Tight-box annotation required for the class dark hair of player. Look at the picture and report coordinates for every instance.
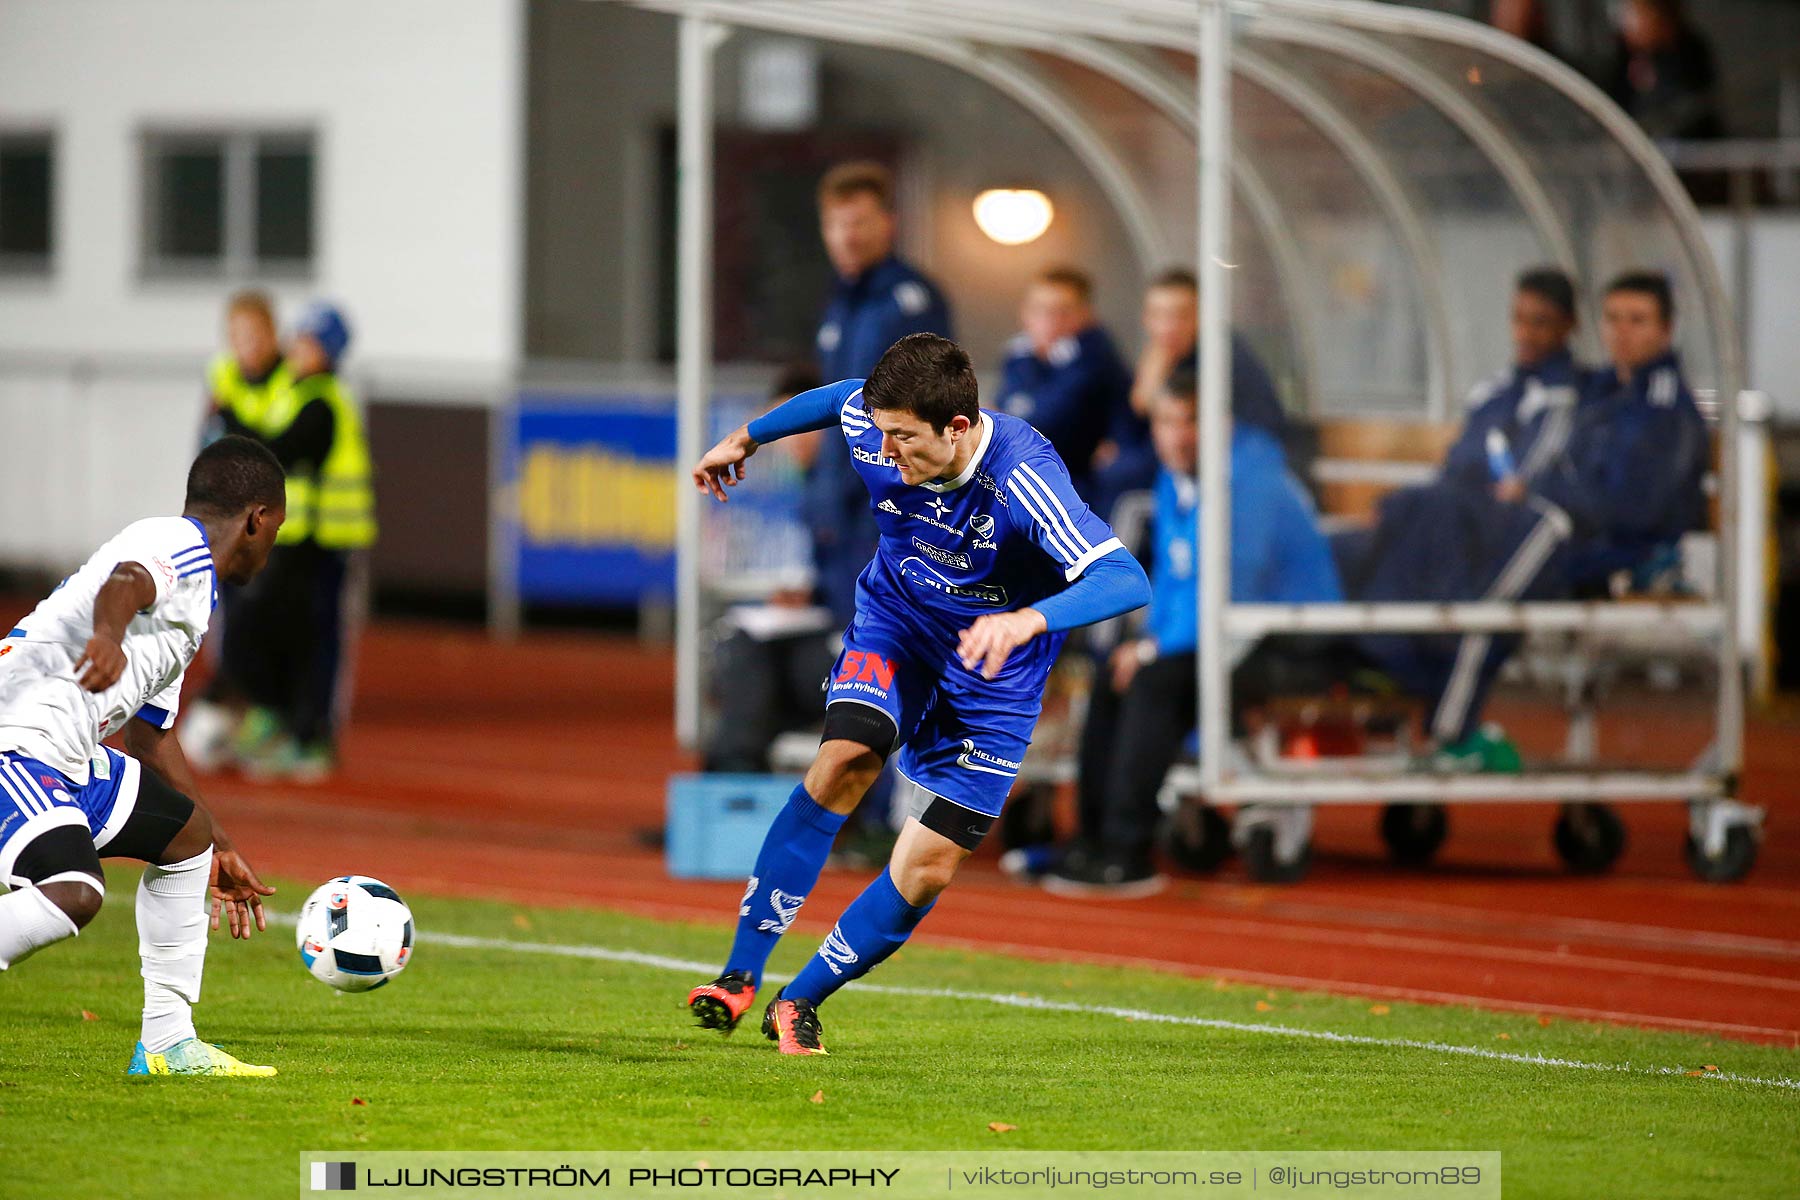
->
[770,362,823,402]
[1039,266,1094,303]
[1149,267,1199,294]
[1605,270,1675,324]
[817,161,894,212]
[863,333,979,433]
[1516,266,1577,319]
[185,436,287,516]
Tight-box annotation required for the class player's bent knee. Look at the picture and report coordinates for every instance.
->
[890,818,973,904]
[9,824,106,928]
[157,802,214,865]
[38,877,104,929]
[806,738,885,812]
[890,848,960,905]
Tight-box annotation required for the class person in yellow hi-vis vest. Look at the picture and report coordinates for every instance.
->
[214,302,377,782]
[206,290,290,437]
[181,292,293,772]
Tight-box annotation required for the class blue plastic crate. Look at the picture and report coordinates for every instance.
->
[665,773,799,880]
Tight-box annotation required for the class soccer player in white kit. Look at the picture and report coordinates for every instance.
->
[0,436,286,1076]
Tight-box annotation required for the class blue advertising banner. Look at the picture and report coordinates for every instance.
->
[509,393,678,605]
[505,391,796,606]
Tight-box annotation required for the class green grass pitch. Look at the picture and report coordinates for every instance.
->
[2,870,1795,1199]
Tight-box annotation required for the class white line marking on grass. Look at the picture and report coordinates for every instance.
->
[270,914,1800,1093]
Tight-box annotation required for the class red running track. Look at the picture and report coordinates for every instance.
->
[182,622,1800,1046]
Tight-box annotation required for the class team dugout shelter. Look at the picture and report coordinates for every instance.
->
[616,0,1770,882]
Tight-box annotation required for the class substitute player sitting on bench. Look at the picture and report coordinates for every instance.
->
[1344,269,1705,765]
[685,333,1148,1055]
[1046,366,1343,897]
[0,437,283,1077]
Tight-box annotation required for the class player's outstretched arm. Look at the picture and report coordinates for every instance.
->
[692,380,861,503]
[125,718,276,940]
[73,562,158,692]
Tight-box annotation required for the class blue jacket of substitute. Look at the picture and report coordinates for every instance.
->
[1148,425,1341,656]
[1108,332,1288,465]
[1538,349,1708,586]
[997,323,1130,499]
[808,255,955,626]
[1441,347,1583,492]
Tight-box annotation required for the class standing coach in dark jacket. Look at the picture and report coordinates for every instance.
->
[808,161,954,627]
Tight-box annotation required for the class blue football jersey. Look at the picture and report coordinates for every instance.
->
[823,380,1124,645]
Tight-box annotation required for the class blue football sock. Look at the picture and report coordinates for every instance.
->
[723,784,848,984]
[785,867,935,1005]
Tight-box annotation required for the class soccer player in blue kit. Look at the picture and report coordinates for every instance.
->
[687,334,1150,1055]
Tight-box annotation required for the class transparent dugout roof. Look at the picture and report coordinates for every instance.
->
[624,0,1738,420]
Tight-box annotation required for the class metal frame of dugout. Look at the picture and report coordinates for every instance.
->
[615,0,1768,883]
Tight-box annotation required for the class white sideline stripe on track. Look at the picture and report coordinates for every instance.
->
[269,914,1800,1093]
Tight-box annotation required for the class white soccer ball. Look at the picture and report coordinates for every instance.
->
[295,875,415,992]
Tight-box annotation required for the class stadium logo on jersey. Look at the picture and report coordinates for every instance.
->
[956,739,1022,776]
[897,557,1008,607]
[878,499,902,515]
[854,446,895,468]
[759,888,805,934]
[910,537,972,571]
[820,924,860,976]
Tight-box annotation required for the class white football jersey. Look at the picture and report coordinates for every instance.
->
[0,517,217,783]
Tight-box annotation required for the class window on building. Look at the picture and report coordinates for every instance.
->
[0,133,54,274]
[142,130,315,278]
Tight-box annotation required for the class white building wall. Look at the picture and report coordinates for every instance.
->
[0,0,524,369]
[0,0,523,568]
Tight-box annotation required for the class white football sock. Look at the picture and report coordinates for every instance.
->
[137,848,211,1052]
[0,884,82,968]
